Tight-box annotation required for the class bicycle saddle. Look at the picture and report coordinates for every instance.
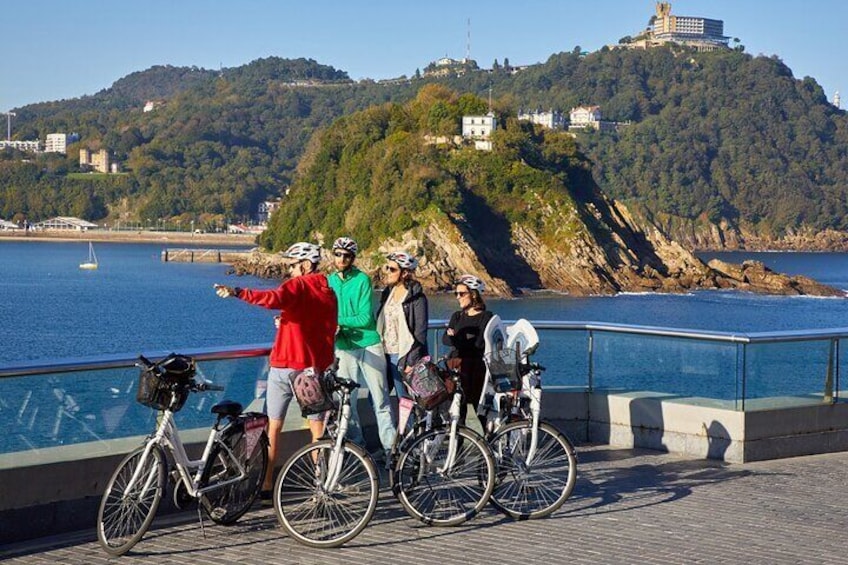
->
[211,400,242,417]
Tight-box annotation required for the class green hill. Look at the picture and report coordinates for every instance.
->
[3,47,848,248]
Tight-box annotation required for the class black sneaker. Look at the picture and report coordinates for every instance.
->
[259,490,273,507]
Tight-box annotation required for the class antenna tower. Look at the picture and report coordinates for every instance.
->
[4,111,15,142]
[466,18,471,62]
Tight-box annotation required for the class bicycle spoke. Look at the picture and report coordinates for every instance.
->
[97,447,164,556]
[490,422,576,519]
[276,442,377,547]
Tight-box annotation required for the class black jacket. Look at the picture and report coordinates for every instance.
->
[376,280,429,370]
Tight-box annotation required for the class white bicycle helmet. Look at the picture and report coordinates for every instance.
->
[281,242,321,264]
[456,274,485,293]
[386,251,418,271]
[332,237,358,256]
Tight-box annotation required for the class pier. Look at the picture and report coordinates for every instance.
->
[161,248,253,263]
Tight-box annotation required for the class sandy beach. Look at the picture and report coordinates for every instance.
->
[0,229,259,247]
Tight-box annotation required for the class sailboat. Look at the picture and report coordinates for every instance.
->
[79,242,98,270]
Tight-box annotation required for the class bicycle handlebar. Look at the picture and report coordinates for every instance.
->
[195,382,225,392]
[333,376,360,390]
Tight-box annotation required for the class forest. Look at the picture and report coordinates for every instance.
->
[2,48,846,240]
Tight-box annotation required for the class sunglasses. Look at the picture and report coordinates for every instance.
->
[383,265,400,273]
[455,291,470,297]
[333,251,353,259]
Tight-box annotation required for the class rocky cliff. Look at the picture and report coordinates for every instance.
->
[229,197,844,298]
[631,207,848,252]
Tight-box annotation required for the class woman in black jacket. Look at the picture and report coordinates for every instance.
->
[375,251,429,399]
[442,274,493,425]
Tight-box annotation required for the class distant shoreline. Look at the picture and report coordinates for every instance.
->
[0,230,259,247]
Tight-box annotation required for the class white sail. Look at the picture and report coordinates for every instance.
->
[80,242,98,270]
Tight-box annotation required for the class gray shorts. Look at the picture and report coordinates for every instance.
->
[266,366,324,421]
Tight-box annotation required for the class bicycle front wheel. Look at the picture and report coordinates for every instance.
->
[274,439,378,548]
[489,420,577,519]
[96,444,166,556]
[393,426,495,526]
[201,429,269,525]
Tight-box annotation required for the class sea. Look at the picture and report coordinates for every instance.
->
[1,241,848,453]
[1,241,847,366]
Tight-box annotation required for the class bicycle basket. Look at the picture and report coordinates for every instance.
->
[289,367,335,417]
[136,353,196,412]
[403,359,450,410]
[483,347,520,392]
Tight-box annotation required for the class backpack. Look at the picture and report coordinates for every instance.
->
[403,358,451,410]
[289,367,335,417]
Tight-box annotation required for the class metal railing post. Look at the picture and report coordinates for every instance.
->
[587,330,594,393]
[824,338,835,403]
[740,343,747,411]
[836,338,841,403]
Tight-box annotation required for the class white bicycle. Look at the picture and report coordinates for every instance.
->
[480,320,578,519]
[273,365,379,548]
[97,353,268,556]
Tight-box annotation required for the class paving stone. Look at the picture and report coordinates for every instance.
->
[3,445,848,564]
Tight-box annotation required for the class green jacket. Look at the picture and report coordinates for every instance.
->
[328,267,381,350]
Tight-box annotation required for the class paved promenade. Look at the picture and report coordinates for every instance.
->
[3,445,848,564]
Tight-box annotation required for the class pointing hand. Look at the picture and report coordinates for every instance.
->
[214,284,235,298]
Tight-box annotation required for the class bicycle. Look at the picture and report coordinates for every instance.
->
[273,364,379,548]
[390,358,496,526]
[97,353,269,556]
[480,335,578,520]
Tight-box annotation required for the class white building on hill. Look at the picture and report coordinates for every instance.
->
[44,133,79,154]
[461,113,497,150]
[518,109,565,130]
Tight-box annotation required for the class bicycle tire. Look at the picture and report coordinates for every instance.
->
[488,420,577,519]
[201,429,269,525]
[96,444,166,556]
[274,439,378,548]
[393,426,495,526]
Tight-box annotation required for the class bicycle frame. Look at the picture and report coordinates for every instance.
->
[121,409,249,500]
[435,390,463,473]
[485,366,544,467]
[321,387,352,492]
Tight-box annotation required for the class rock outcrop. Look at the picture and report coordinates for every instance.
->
[631,206,848,252]
[228,199,845,298]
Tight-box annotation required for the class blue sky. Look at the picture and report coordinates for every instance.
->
[2,0,845,112]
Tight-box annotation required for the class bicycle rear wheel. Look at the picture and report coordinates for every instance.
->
[96,444,166,556]
[393,426,495,526]
[201,429,268,524]
[489,420,577,519]
[274,439,378,548]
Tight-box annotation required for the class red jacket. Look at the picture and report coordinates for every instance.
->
[239,273,337,370]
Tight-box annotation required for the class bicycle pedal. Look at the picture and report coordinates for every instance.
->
[209,507,227,521]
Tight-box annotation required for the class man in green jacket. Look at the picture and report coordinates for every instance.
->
[329,237,396,461]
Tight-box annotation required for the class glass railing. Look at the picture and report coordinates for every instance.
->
[0,321,845,457]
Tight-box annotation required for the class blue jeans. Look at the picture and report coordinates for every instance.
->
[387,353,409,400]
[337,344,396,452]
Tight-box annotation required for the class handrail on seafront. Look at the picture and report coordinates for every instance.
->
[530,321,848,344]
[3,320,848,379]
